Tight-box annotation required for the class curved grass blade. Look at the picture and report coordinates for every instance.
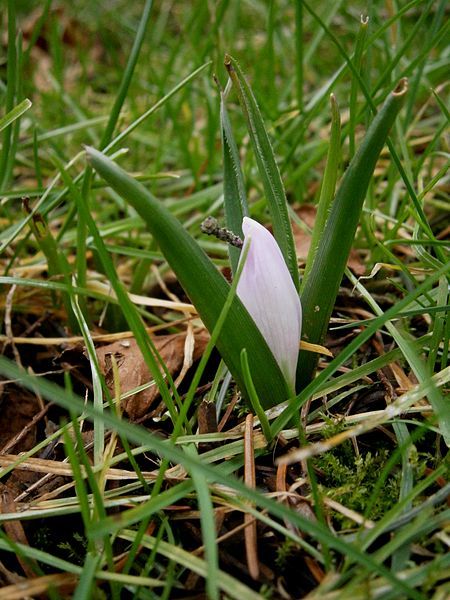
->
[297,79,408,390]
[86,147,290,409]
[224,54,299,291]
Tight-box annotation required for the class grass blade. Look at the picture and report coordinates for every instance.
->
[0,0,17,192]
[22,198,78,332]
[0,98,32,133]
[100,0,153,147]
[240,349,272,444]
[188,445,219,600]
[295,1,304,112]
[73,553,102,600]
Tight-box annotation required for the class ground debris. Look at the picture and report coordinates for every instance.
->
[95,331,209,420]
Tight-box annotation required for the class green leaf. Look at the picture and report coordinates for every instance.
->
[187,445,219,600]
[0,0,18,192]
[297,78,408,390]
[224,55,300,291]
[303,93,341,284]
[220,85,248,274]
[0,98,32,133]
[349,16,369,158]
[86,147,290,410]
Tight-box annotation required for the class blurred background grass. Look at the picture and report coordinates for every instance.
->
[9,0,447,199]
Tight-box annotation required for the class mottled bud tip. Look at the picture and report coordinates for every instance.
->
[236,217,302,390]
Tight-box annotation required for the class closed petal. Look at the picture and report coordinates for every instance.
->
[236,217,302,390]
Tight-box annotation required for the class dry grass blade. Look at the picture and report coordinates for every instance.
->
[0,573,78,600]
[300,340,333,357]
[88,279,197,314]
[0,454,185,482]
[322,497,375,529]
[0,487,37,578]
[0,316,196,345]
[244,413,259,580]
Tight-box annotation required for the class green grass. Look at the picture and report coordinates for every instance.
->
[0,1,448,598]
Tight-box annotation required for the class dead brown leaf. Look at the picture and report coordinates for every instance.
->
[292,204,366,275]
[0,485,37,578]
[293,209,315,260]
[95,331,209,420]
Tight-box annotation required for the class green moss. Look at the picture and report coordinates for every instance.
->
[312,420,436,529]
[275,538,297,569]
[57,532,88,566]
[315,448,401,528]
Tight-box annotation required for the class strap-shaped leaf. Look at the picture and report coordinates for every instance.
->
[86,147,290,409]
[225,55,300,291]
[297,79,408,390]
[303,93,341,284]
[220,88,248,274]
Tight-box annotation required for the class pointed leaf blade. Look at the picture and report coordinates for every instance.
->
[297,79,408,389]
[225,55,300,291]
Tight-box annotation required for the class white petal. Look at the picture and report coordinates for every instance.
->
[236,217,302,389]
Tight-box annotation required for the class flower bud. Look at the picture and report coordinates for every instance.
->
[237,217,302,390]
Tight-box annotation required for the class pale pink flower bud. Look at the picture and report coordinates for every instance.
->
[236,217,302,390]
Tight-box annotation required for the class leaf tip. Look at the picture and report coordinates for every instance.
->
[84,145,95,158]
[393,78,408,97]
[224,54,234,73]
